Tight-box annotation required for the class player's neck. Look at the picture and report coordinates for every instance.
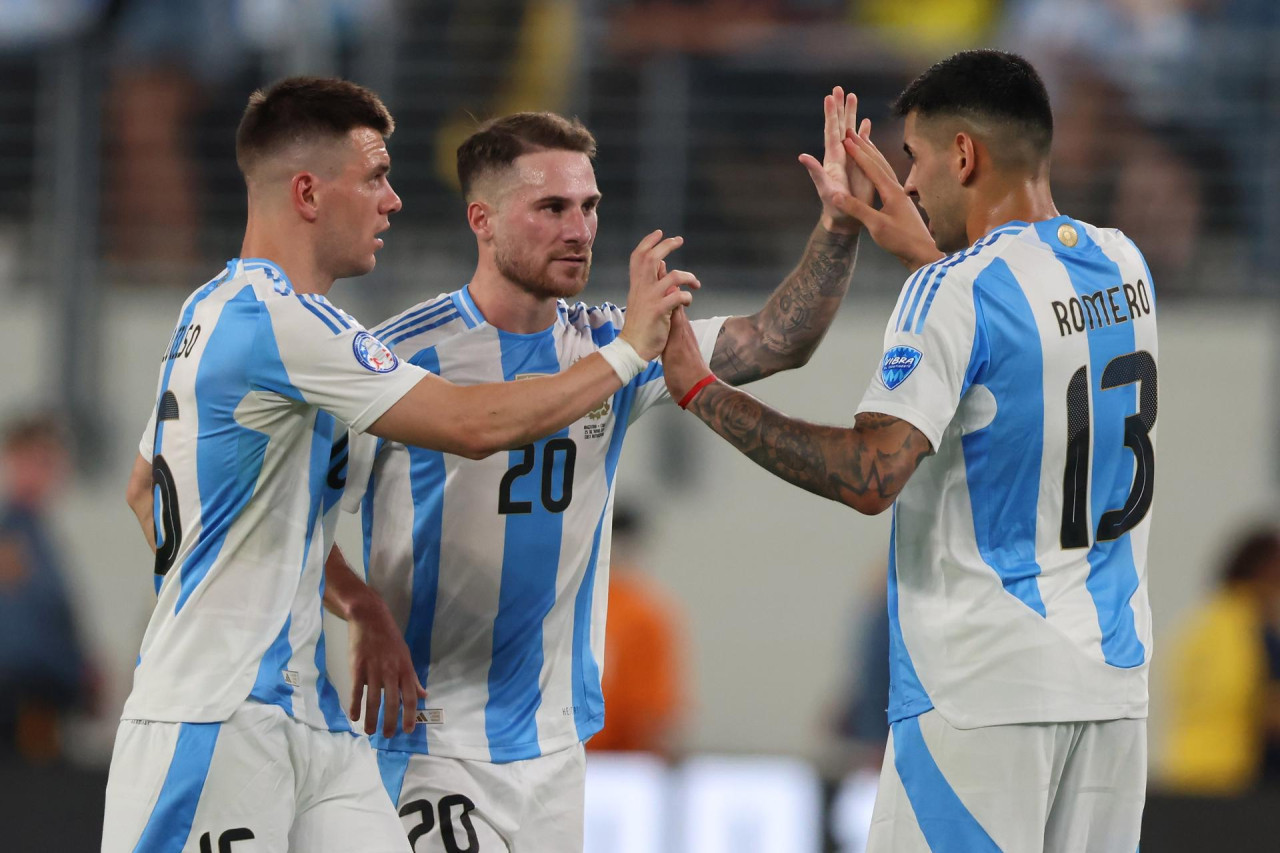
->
[967,174,1058,245]
[240,221,335,296]
[468,265,560,334]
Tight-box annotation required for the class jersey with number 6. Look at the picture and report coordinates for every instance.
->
[127,258,426,730]
[348,285,725,762]
[856,216,1156,729]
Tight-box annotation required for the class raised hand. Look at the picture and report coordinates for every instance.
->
[620,229,700,360]
[798,87,875,236]
[838,131,944,271]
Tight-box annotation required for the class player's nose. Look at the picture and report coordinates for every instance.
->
[562,208,592,244]
[383,182,403,215]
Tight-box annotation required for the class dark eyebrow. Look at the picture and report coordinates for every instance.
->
[535,192,603,206]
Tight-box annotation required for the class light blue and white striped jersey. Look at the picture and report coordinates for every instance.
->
[127,259,426,731]
[856,216,1157,729]
[348,285,725,762]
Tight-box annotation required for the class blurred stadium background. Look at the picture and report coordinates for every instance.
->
[1,0,1279,850]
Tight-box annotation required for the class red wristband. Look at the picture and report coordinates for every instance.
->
[677,373,717,409]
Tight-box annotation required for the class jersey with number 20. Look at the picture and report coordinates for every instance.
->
[128,259,425,731]
[856,216,1157,730]
[350,285,724,762]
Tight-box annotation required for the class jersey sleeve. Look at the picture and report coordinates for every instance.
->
[253,294,429,433]
[138,405,158,463]
[628,315,728,423]
[854,266,980,450]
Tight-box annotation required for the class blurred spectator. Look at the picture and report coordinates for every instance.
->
[0,413,94,764]
[586,505,689,758]
[1005,0,1205,290]
[1161,527,1280,794]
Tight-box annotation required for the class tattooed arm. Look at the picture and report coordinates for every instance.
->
[665,307,930,513]
[709,87,938,385]
[710,225,858,385]
[685,383,930,514]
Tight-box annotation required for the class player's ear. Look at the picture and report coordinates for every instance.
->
[955,132,977,186]
[292,172,321,223]
[467,200,494,240]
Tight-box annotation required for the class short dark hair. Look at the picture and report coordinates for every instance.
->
[893,50,1053,161]
[235,76,395,176]
[457,112,597,200]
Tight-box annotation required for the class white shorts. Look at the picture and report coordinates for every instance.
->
[867,710,1146,853]
[102,701,409,853]
[375,744,586,853]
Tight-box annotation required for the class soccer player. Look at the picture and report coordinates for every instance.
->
[103,77,693,853]
[338,91,914,851]
[662,51,1156,852]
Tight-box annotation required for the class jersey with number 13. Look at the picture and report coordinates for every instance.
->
[857,216,1157,730]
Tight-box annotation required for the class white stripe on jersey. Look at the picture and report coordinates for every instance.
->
[857,218,1155,729]
[125,259,424,729]
[352,285,726,762]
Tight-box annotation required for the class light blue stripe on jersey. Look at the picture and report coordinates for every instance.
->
[297,294,343,333]
[384,310,460,348]
[570,378,637,740]
[150,268,231,591]
[487,329,567,762]
[887,514,932,724]
[251,615,295,712]
[371,347,445,753]
[304,294,352,330]
[376,748,412,805]
[961,258,1047,617]
[174,286,273,613]
[131,722,221,853]
[914,225,1025,333]
[894,265,932,333]
[376,299,457,343]
[307,411,350,731]
[453,285,483,328]
[892,714,1001,852]
[1034,219,1145,668]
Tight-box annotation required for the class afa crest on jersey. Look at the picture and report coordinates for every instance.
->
[352,331,399,373]
[881,346,923,390]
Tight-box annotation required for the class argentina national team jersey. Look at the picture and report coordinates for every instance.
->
[856,216,1157,729]
[126,259,426,731]
[348,285,725,762]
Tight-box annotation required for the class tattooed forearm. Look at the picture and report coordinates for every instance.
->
[710,226,858,386]
[687,384,931,514]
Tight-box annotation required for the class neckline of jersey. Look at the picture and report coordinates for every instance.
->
[459,282,560,340]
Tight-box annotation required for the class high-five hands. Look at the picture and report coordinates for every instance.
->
[837,121,944,271]
[798,86,875,236]
[619,230,700,361]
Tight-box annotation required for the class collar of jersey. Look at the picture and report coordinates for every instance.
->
[458,283,560,340]
[233,257,295,290]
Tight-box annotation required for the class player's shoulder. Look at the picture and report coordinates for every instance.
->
[560,299,625,344]
[890,224,1030,334]
[903,221,1031,293]
[371,289,480,354]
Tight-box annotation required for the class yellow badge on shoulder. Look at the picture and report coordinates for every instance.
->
[1057,223,1079,248]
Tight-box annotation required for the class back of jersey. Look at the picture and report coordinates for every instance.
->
[125,259,423,729]
[857,216,1156,729]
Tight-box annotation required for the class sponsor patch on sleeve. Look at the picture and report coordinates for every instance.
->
[880,346,923,390]
[352,331,399,373]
